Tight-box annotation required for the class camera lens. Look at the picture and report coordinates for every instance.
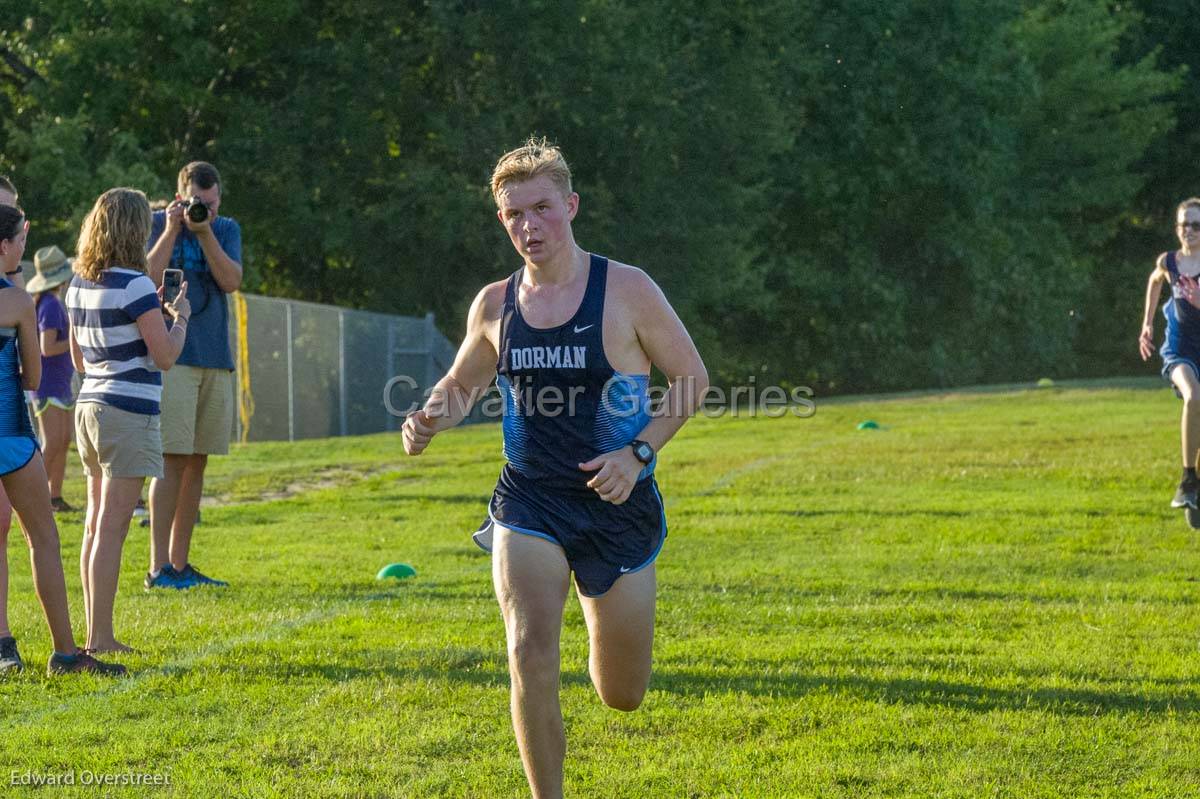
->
[186,198,209,223]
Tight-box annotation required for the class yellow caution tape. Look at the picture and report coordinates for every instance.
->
[233,291,254,443]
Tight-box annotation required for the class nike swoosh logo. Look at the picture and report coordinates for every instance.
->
[619,566,632,573]
[573,324,594,333]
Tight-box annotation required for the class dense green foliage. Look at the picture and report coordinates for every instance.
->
[1078,1,1200,377]
[0,1,1189,391]
[2,382,1199,796]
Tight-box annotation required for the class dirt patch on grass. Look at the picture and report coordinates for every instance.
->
[202,464,409,507]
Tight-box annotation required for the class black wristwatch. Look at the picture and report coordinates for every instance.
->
[630,439,655,465]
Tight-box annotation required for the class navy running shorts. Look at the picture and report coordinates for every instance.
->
[474,464,667,597]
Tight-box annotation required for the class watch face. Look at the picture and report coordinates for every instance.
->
[634,442,654,463]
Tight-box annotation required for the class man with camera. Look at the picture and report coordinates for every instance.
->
[145,162,241,589]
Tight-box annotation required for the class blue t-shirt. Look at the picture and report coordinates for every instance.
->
[147,210,241,370]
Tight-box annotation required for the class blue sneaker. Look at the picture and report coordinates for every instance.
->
[180,563,227,587]
[1172,475,1199,509]
[144,564,195,590]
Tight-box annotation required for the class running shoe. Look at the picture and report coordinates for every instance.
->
[49,496,74,513]
[47,651,127,677]
[132,498,148,518]
[0,636,23,673]
[179,563,227,587]
[143,564,197,590]
[1171,476,1199,509]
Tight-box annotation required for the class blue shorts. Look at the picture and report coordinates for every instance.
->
[475,464,667,597]
[0,435,37,476]
[1161,323,1200,394]
[1162,358,1200,399]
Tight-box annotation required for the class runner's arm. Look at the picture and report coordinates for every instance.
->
[628,271,708,453]
[402,283,502,455]
[578,269,707,504]
[1140,256,1168,361]
[426,284,502,430]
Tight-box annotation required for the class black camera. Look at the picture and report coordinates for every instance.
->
[184,196,209,224]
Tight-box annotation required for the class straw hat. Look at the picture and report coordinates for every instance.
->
[25,246,73,293]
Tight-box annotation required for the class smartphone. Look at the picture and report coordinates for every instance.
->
[163,268,183,306]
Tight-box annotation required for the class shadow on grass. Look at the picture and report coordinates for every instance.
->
[816,376,1162,406]
[207,645,1200,718]
[674,506,1160,521]
[658,580,1190,607]
[390,493,491,506]
[855,584,1200,606]
[314,578,492,603]
[646,664,1200,716]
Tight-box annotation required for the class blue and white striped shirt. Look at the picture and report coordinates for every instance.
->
[65,268,163,415]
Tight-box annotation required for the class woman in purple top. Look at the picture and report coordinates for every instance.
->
[26,246,76,512]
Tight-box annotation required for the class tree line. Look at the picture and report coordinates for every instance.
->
[0,0,1192,392]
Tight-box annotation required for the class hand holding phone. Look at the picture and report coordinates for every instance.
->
[160,280,190,324]
[163,268,184,306]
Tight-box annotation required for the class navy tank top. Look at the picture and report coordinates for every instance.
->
[0,278,35,439]
[1163,251,1200,344]
[496,254,654,495]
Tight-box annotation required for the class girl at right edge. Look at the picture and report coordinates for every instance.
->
[1139,197,1200,512]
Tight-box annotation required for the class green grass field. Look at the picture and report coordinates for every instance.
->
[2,380,1200,797]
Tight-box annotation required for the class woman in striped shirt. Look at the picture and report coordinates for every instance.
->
[0,203,124,675]
[67,188,190,654]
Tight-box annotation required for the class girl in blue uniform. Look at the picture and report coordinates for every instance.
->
[1139,197,1200,511]
[0,203,124,675]
[402,139,708,799]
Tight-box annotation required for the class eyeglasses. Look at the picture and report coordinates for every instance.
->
[1179,222,1200,232]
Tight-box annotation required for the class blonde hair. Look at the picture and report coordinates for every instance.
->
[490,136,572,205]
[74,188,151,282]
[1178,197,1200,219]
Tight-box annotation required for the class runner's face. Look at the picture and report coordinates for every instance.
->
[1178,207,1200,250]
[496,176,577,264]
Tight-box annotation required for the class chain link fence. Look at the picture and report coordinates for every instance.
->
[227,294,460,442]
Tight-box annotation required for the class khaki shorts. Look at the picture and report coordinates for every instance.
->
[160,365,233,456]
[76,402,164,479]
